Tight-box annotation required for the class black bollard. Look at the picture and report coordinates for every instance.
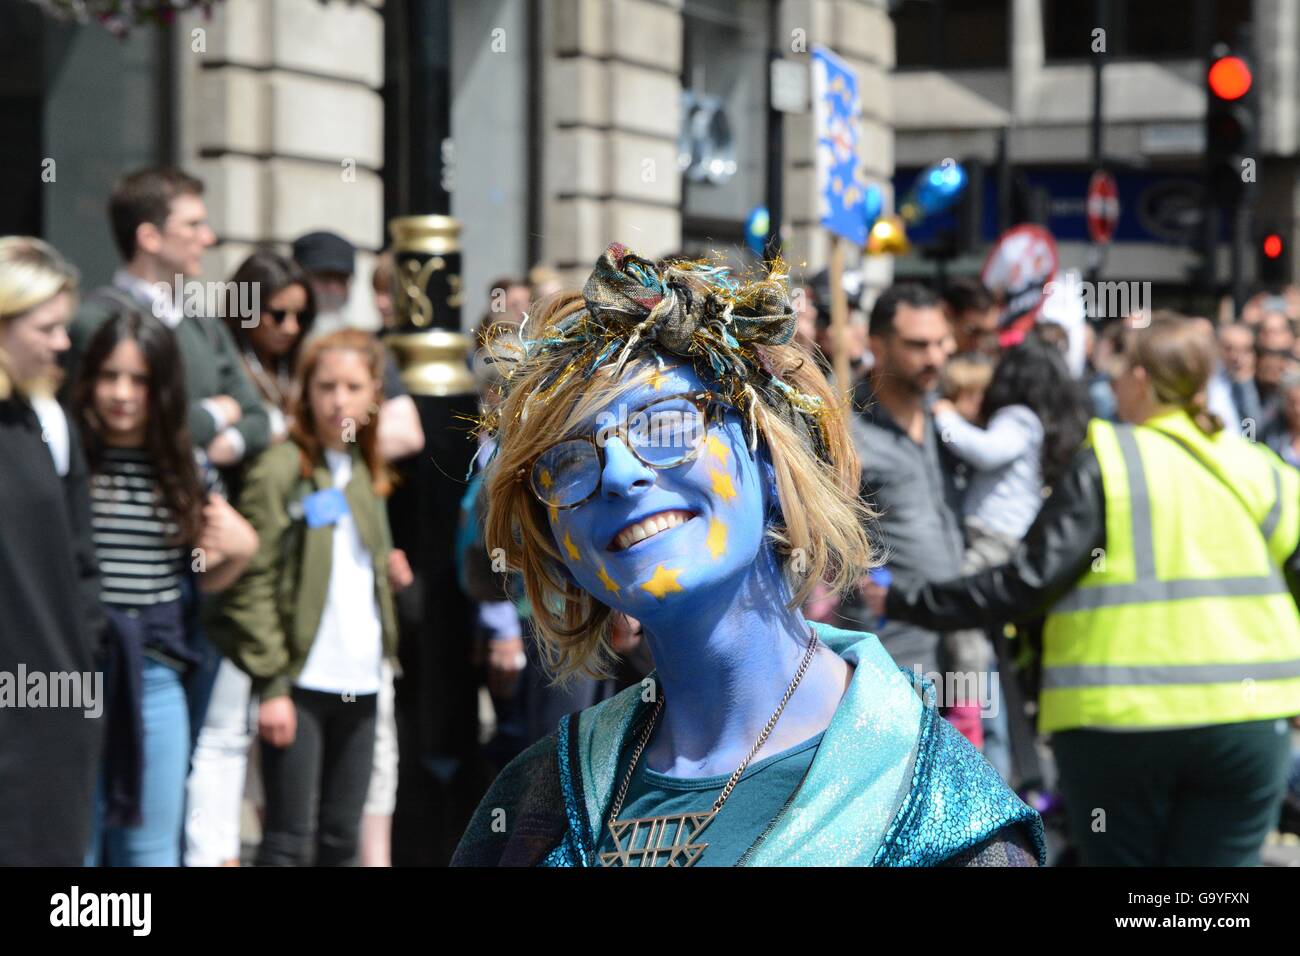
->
[383,214,491,865]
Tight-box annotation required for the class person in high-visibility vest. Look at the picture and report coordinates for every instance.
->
[867,316,1300,866]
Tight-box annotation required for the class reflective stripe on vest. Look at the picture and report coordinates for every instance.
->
[1040,417,1300,732]
[1052,425,1291,614]
[1043,658,1300,690]
[1262,466,1283,541]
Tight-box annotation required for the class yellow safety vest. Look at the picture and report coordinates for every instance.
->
[1040,409,1300,734]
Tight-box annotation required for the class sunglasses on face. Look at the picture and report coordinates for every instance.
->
[265,309,303,326]
[526,391,727,510]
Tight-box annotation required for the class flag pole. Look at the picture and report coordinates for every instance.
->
[829,235,851,408]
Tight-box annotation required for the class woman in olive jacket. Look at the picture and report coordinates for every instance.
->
[212,330,398,866]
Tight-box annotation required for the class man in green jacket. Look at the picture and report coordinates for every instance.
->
[62,166,270,469]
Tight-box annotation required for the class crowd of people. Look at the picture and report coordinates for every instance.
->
[0,166,426,866]
[829,281,1300,866]
[2,161,1299,867]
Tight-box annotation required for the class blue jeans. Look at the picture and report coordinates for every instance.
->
[87,658,191,866]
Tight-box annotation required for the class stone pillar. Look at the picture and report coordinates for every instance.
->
[1256,0,1298,157]
[1010,0,1044,123]
[543,0,685,283]
[778,0,895,293]
[1254,0,1300,284]
[176,0,386,325]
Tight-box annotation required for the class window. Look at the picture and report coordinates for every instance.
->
[1045,0,1252,62]
[0,5,168,286]
[1042,0,1093,60]
[1123,1,1196,58]
[894,0,1009,70]
[681,0,771,250]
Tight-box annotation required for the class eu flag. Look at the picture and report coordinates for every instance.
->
[812,47,869,246]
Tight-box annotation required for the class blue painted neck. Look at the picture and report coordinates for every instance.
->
[635,539,841,777]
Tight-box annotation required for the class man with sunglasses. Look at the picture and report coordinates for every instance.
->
[63,166,270,471]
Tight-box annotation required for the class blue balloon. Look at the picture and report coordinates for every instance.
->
[745,205,770,257]
[912,160,968,219]
[863,183,883,230]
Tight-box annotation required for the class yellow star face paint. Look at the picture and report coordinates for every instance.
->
[706,518,728,560]
[639,361,677,393]
[705,434,730,465]
[709,468,737,503]
[640,564,684,599]
[539,468,554,490]
[545,361,774,618]
[563,530,581,561]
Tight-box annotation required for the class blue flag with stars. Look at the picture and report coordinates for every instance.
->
[812,47,868,245]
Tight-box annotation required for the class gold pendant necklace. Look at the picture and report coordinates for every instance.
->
[598,631,819,867]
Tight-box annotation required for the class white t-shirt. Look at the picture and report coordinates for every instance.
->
[30,395,70,477]
[295,448,383,696]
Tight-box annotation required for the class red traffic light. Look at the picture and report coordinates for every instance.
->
[1263,234,1284,259]
[1208,55,1252,100]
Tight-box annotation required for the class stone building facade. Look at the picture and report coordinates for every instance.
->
[541,0,896,295]
[179,0,387,327]
[890,0,1300,297]
[13,0,896,328]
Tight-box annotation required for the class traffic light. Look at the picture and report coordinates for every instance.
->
[1204,47,1256,208]
[1259,228,1289,285]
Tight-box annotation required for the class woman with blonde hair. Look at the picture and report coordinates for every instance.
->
[0,237,104,864]
[451,243,1044,867]
[872,314,1300,866]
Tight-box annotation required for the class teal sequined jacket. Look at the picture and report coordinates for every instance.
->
[452,622,1046,866]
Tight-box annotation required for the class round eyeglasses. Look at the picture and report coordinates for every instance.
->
[528,391,724,510]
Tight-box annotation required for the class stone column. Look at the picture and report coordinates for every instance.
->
[176,0,386,325]
[544,0,685,284]
[778,0,896,293]
[1010,0,1044,123]
[1254,0,1300,284]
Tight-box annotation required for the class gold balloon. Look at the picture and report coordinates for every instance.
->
[866,215,911,255]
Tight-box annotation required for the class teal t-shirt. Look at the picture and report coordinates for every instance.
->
[595,731,824,867]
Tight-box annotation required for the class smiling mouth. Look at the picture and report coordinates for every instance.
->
[608,509,698,553]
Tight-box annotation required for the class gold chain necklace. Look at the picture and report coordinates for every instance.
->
[598,631,820,867]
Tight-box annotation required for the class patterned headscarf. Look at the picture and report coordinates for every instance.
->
[485,242,832,464]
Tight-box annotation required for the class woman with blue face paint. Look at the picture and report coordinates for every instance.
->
[451,244,1045,867]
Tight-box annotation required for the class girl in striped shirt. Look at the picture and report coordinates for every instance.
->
[72,311,257,866]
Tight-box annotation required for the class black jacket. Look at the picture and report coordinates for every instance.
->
[0,397,104,864]
[886,445,1300,631]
